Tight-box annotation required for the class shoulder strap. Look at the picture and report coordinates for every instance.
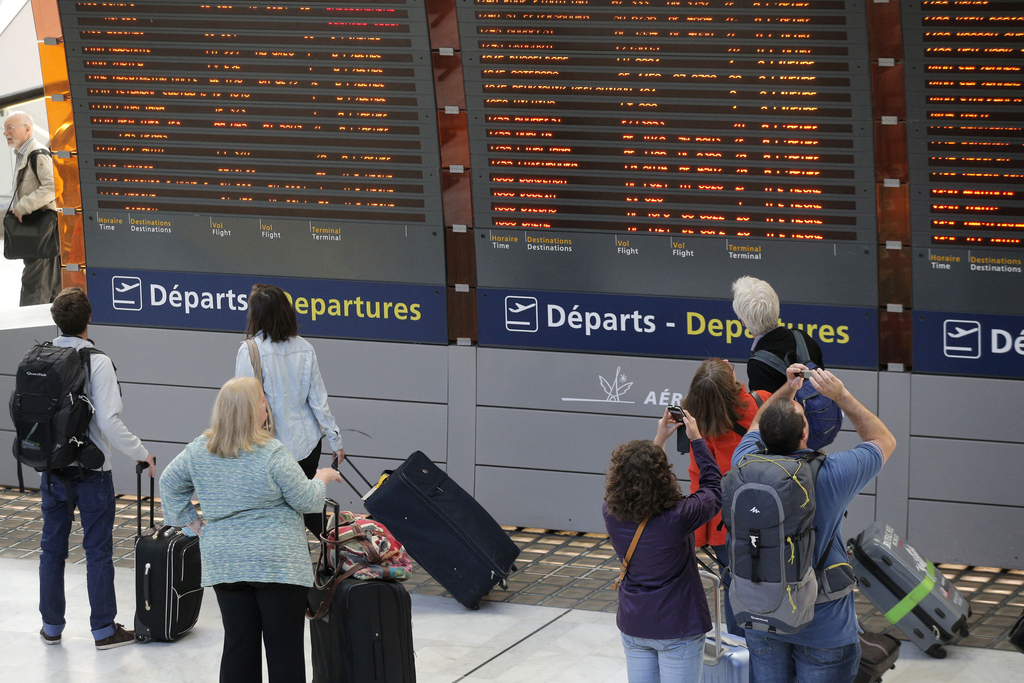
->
[247,338,275,434]
[612,516,650,590]
[246,338,263,382]
[750,348,790,376]
[306,561,370,621]
[78,346,119,396]
[27,149,51,184]
[792,329,811,364]
[731,391,766,437]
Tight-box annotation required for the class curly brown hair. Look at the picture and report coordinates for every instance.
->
[604,440,684,523]
[682,358,749,439]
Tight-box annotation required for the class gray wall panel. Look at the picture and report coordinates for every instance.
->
[330,397,448,464]
[0,431,16,488]
[0,324,57,375]
[120,384,220,445]
[476,407,688,477]
[478,348,877,422]
[876,372,911,535]
[90,325,238,389]
[447,346,477,492]
[910,375,1024,443]
[475,466,606,534]
[908,500,1024,570]
[478,348,700,416]
[312,338,449,403]
[0,375,12,432]
[909,437,1024,508]
[91,324,450,403]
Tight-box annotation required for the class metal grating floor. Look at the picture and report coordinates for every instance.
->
[1,487,1020,652]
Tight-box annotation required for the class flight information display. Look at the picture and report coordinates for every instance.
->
[59,0,445,284]
[459,0,880,303]
[905,0,1024,317]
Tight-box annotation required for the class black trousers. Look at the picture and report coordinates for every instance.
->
[21,254,62,306]
[213,582,309,683]
[297,440,324,538]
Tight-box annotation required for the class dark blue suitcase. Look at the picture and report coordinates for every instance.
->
[352,451,520,610]
[134,460,203,642]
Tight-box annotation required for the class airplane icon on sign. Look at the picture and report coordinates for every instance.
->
[508,301,536,314]
[505,296,538,333]
[111,276,143,311]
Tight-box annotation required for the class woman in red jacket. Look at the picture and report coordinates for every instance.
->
[683,358,770,637]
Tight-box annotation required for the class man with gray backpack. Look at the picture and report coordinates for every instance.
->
[723,363,896,683]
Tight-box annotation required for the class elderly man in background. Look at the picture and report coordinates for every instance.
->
[5,111,61,305]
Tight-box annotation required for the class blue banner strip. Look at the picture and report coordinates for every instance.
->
[914,311,1024,379]
[88,268,448,344]
[478,288,878,369]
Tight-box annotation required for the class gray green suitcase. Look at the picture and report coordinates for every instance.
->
[848,522,970,658]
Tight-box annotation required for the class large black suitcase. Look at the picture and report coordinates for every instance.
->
[307,499,416,683]
[133,460,203,643]
[351,451,520,610]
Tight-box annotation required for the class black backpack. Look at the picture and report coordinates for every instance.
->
[9,342,104,478]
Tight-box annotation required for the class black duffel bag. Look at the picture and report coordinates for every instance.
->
[4,207,59,260]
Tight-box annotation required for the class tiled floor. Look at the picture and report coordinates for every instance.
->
[5,555,1017,683]
[2,485,1022,654]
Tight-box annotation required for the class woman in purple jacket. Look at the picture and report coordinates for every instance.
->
[603,408,722,683]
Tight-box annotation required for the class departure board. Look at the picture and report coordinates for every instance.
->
[460,0,880,304]
[905,0,1024,317]
[59,0,445,285]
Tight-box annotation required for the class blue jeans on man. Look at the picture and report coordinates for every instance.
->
[39,469,120,641]
[745,631,860,683]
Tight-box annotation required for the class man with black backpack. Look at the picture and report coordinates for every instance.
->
[724,363,896,683]
[30,287,153,649]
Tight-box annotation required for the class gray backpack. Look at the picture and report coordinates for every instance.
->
[722,449,856,634]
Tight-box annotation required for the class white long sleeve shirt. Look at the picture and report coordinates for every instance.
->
[53,334,149,470]
[235,333,342,460]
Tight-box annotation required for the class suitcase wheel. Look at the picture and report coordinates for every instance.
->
[136,635,150,644]
[926,645,946,659]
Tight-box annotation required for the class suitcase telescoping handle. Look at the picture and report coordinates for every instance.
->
[325,496,341,568]
[135,458,155,538]
[700,570,724,666]
[331,453,375,498]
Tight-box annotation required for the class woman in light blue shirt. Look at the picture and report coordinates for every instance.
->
[161,376,342,683]
[235,283,345,537]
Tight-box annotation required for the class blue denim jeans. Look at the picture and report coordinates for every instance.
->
[39,469,119,641]
[746,631,860,683]
[621,632,704,683]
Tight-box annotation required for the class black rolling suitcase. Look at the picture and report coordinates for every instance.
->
[343,451,519,610]
[133,460,203,642]
[307,498,416,683]
[1009,611,1024,654]
[854,630,901,683]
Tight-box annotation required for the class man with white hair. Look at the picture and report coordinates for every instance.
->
[731,276,824,392]
[5,111,61,305]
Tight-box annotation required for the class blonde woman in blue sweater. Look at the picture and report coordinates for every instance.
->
[161,376,342,683]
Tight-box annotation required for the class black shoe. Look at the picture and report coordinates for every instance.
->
[40,628,61,645]
[95,624,136,650]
